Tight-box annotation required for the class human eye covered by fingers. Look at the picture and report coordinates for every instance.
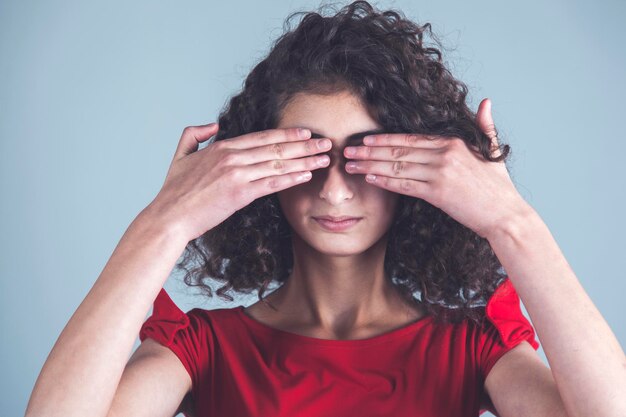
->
[309,130,383,164]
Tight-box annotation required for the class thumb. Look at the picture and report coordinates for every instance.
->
[476,98,500,156]
[173,122,219,161]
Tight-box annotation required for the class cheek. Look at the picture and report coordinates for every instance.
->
[277,187,310,220]
[363,186,399,209]
[365,190,400,225]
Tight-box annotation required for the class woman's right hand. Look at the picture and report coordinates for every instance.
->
[145,123,333,242]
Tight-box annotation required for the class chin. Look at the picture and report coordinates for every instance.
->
[302,234,379,257]
[288,218,390,257]
[316,246,370,257]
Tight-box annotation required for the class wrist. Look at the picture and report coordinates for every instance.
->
[131,203,191,246]
[485,201,541,245]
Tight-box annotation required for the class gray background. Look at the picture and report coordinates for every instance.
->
[2,0,625,415]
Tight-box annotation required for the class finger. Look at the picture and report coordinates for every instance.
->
[476,98,500,151]
[362,133,448,149]
[237,136,332,166]
[222,127,312,150]
[363,174,431,198]
[246,170,315,199]
[343,144,441,164]
[243,152,330,182]
[345,160,437,182]
[173,123,219,161]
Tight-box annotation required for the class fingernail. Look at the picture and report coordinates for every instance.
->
[317,155,330,166]
[299,128,311,139]
[317,139,331,149]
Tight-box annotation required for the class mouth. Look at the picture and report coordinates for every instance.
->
[312,216,363,231]
[313,215,362,222]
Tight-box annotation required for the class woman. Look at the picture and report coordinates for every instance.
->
[25,1,626,417]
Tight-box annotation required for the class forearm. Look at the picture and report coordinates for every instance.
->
[486,204,626,417]
[25,208,189,417]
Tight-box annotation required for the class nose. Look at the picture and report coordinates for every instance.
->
[317,153,355,204]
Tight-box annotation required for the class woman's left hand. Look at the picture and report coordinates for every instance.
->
[343,98,530,239]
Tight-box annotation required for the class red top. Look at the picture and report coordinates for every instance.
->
[139,277,539,417]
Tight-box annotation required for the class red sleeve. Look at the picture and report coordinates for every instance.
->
[477,277,540,415]
[478,276,540,380]
[139,288,208,393]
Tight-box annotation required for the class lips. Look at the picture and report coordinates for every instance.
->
[312,215,362,222]
[312,216,363,232]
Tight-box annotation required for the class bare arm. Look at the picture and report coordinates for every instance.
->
[25,207,189,417]
[106,338,193,417]
[25,123,331,417]
[485,205,626,417]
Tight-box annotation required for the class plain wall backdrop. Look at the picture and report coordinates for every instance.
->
[1,0,625,415]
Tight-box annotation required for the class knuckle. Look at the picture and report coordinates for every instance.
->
[450,137,464,148]
[305,139,314,154]
[228,166,245,182]
[182,126,196,136]
[441,147,458,165]
[309,156,322,169]
[392,160,404,175]
[210,139,224,152]
[269,142,285,157]
[400,179,413,193]
[391,146,407,159]
[270,159,287,173]
[252,129,271,143]
[266,176,281,190]
[269,128,298,142]
[290,127,303,139]
[405,134,420,146]
[221,151,239,166]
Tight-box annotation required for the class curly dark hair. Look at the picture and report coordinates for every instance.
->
[175,0,513,326]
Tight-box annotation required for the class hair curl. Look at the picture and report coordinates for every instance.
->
[175,0,513,326]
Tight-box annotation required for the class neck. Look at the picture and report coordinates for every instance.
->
[266,233,417,335]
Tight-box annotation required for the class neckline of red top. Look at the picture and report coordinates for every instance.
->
[234,305,435,347]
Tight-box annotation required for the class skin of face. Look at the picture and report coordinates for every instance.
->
[259,89,420,337]
[276,90,400,258]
